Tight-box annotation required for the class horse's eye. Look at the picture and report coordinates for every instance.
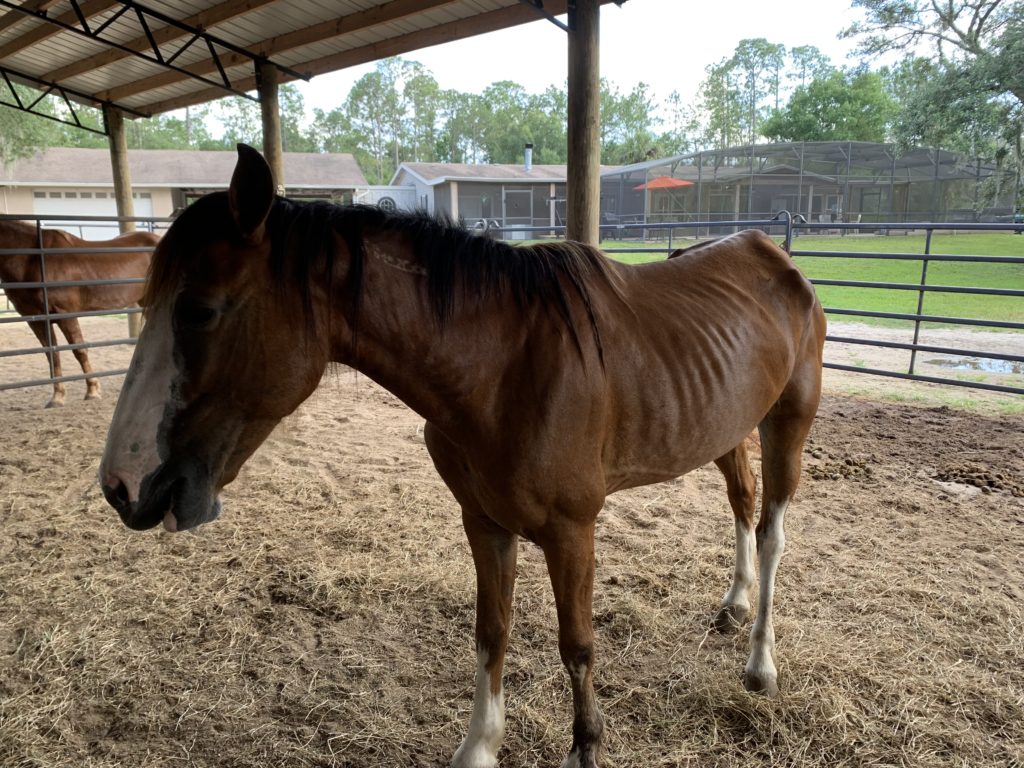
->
[176,300,219,331]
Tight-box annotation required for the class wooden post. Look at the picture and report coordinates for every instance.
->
[566,0,600,245]
[258,60,285,194]
[104,104,143,338]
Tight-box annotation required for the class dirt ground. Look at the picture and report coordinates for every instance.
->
[1,315,1023,767]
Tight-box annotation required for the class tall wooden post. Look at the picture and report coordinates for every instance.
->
[566,0,600,245]
[257,60,285,194]
[104,104,143,338]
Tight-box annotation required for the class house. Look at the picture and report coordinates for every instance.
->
[0,147,367,238]
[391,150,576,238]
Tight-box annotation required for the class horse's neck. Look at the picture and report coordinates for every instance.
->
[334,235,516,429]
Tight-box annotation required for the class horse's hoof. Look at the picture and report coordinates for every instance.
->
[712,604,748,634]
[85,391,102,401]
[560,749,600,768]
[742,669,779,697]
[45,399,65,409]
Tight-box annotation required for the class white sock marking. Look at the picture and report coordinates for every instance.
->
[722,518,755,611]
[450,649,505,768]
[746,501,788,684]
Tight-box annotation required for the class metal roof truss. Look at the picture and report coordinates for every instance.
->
[0,0,307,119]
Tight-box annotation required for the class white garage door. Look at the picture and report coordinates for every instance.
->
[32,189,154,239]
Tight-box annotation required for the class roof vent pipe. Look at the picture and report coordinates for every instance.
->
[524,143,533,172]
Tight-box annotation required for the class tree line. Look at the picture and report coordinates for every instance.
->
[1,0,1019,195]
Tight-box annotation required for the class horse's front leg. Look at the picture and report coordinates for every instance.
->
[540,520,604,768]
[451,508,518,768]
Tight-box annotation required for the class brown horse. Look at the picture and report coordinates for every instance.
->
[100,145,825,768]
[0,219,159,407]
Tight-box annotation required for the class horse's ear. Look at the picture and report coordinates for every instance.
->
[229,143,275,242]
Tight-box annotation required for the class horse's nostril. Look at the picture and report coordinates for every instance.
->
[102,477,131,512]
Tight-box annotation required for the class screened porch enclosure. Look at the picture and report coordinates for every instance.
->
[600,141,1019,233]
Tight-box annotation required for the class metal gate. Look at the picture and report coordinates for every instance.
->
[1,214,166,404]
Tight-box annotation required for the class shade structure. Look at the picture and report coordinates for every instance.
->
[632,176,694,191]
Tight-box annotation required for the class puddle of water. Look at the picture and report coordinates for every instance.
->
[925,357,1024,374]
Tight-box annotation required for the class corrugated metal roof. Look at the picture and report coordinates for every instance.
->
[0,147,368,187]
[0,0,615,120]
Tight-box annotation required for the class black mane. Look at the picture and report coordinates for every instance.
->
[147,196,619,360]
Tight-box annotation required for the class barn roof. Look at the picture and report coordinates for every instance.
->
[0,0,620,128]
[0,146,368,188]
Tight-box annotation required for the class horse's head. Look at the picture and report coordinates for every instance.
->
[100,145,330,532]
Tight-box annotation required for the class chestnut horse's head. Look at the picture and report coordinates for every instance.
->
[100,145,331,532]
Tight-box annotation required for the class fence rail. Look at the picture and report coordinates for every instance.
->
[3,213,1022,401]
[487,215,1023,396]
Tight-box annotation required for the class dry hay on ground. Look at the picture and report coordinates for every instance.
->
[1,349,1023,767]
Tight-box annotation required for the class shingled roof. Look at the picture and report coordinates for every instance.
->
[0,148,368,189]
[393,161,620,185]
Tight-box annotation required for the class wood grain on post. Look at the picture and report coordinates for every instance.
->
[103,105,143,338]
[566,0,600,245]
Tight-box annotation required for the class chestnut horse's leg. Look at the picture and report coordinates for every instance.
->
[540,521,604,768]
[744,355,821,697]
[27,320,65,407]
[450,508,519,768]
[712,442,757,633]
[57,318,100,400]
[425,425,518,768]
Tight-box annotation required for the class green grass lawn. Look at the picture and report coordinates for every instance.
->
[601,232,1024,327]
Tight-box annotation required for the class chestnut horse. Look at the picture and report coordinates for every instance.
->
[100,145,825,768]
[0,219,159,407]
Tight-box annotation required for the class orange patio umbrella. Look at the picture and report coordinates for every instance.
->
[632,176,694,191]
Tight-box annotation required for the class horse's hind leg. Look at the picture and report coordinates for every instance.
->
[27,320,65,407]
[744,357,822,696]
[712,440,757,633]
[57,318,99,400]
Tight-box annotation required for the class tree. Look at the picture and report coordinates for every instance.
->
[843,0,1024,105]
[435,89,487,163]
[477,80,532,162]
[762,69,895,142]
[600,80,660,164]
[846,0,1023,209]
[730,38,786,141]
[658,90,701,156]
[404,68,440,162]
[526,86,568,164]
[695,39,787,149]
[697,59,744,149]
[343,67,403,183]
[787,45,835,89]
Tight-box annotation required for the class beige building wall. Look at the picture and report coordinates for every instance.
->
[0,187,34,215]
[0,186,173,220]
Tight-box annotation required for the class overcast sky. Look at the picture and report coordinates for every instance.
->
[294,0,879,116]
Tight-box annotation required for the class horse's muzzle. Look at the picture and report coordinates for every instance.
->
[102,456,220,532]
